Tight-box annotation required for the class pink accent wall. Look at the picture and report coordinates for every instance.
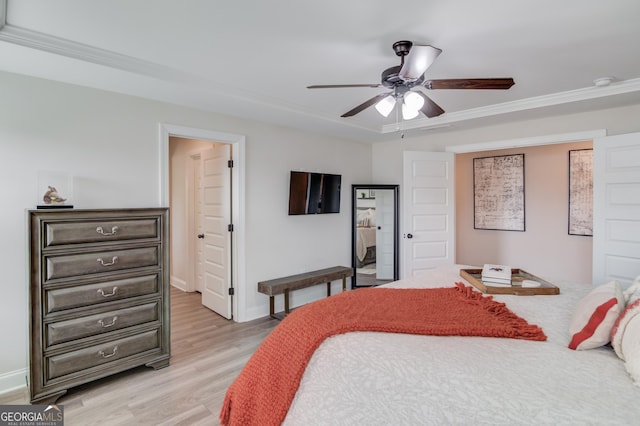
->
[455,141,593,285]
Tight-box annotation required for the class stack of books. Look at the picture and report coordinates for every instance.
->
[482,264,512,286]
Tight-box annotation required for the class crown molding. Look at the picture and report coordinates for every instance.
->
[381,78,640,134]
[445,129,607,153]
[0,7,188,82]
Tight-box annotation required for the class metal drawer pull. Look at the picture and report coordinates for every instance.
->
[98,316,118,328]
[97,256,118,266]
[97,287,118,297]
[96,226,118,236]
[98,346,118,359]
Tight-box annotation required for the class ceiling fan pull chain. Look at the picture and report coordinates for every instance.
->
[395,99,400,132]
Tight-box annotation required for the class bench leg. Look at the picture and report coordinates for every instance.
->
[327,282,331,297]
[269,296,276,319]
[284,288,290,314]
[342,276,347,292]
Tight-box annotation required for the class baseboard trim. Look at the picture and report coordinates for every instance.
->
[0,368,27,395]
[171,276,188,292]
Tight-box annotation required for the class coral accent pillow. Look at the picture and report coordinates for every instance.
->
[568,281,624,350]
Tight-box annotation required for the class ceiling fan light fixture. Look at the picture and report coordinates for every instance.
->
[402,102,420,120]
[404,91,425,110]
[375,95,395,117]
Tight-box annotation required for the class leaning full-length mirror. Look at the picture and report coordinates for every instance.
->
[352,184,399,287]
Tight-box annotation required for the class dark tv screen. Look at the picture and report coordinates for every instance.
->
[288,171,341,215]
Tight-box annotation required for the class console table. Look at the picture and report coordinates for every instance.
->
[258,266,353,319]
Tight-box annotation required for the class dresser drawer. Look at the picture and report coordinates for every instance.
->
[45,274,159,314]
[44,246,159,281]
[46,302,160,347]
[43,218,160,248]
[46,330,160,380]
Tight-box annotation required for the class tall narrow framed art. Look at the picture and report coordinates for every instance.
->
[473,154,525,231]
[568,149,593,236]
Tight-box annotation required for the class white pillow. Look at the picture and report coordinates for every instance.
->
[357,210,370,226]
[623,275,640,305]
[611,275,640,359]
[568,281,625,350]
[612,299,640,360]
[366,209,376,226]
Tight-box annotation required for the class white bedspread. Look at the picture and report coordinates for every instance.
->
[283,265,640,425]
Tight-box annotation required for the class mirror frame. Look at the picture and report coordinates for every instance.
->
[351,184,400,288]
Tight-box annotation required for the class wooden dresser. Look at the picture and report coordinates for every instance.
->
[28,208,170,404]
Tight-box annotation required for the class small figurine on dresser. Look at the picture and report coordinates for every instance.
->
[43,186,66,204]
[39,186,73,209]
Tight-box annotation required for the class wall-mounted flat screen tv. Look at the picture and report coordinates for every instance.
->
[288,171,341,215]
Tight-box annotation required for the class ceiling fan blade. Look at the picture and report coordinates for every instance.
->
[307,84,382,89]
[341,93,392,118]
[398,45,442,81]
[424,78,515,90]
[416,91,445,118]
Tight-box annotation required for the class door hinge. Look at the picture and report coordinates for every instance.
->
[228,159,234,168]
[228,287,235,296]
[228,223,234,232]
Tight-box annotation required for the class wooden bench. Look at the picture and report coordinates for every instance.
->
[258,266,353,319]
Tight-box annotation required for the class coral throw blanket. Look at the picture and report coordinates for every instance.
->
[220,283,546,426]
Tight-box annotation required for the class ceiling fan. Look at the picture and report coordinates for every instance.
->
[307,40,515,120]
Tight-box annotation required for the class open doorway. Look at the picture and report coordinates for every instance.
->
[169,137,234,319]
[160,124,246,321]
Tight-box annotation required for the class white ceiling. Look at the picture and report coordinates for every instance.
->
[1,0,640,143]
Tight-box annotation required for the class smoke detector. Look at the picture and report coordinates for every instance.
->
[593,77,614,87]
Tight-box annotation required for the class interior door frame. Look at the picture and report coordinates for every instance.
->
[159,123,246,322]
[351,184,399,288]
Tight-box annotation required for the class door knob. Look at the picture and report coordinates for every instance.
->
[197,234,205,239]
[406,233,413,239]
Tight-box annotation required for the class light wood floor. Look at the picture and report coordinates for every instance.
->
[355,271,392,287]
[0,287,278,425]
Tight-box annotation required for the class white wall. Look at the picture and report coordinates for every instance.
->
[0,70,371,393]
[242,125,370,319]
[372,104,640,284]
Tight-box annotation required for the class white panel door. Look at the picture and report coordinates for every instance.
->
[402,151,455,278]
[375,189,395,280]
[593,132,640,287]
[201,144,232,319]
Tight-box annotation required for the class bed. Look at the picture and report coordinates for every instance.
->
[221,265,640,425]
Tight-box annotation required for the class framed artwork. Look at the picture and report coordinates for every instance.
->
[568,149,593,236]
[473,154,525,231]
